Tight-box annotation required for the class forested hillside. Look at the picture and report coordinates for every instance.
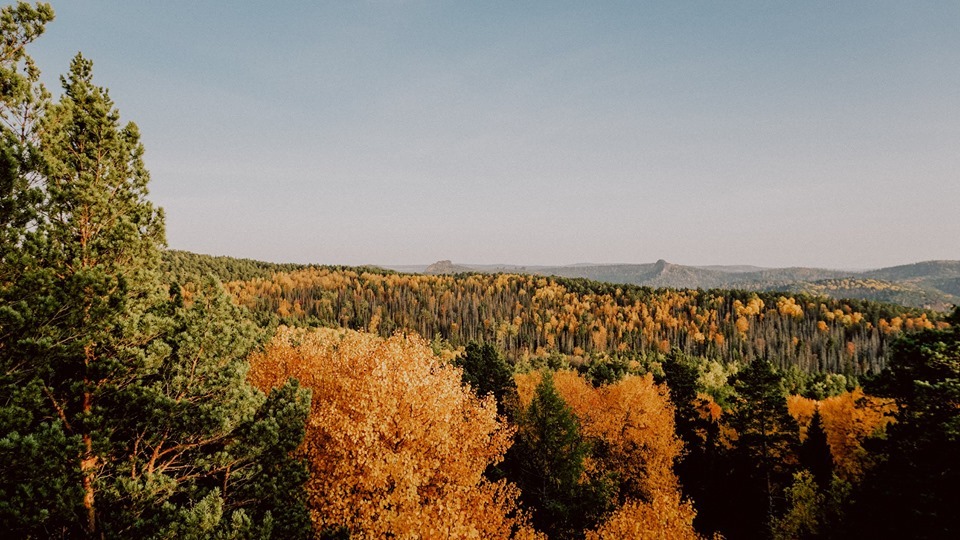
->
[410,258,960,310]
[162,249,312,282]
[162,254,944,375]
[775,278,949,310]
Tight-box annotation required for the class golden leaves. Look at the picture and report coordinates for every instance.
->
[734,296,765,318]
[517,370,683,500]
[787,388,896,481]
[777,296,804,318]
[587,490,701,540]
[818,388,896,481]
[250,327,539,539]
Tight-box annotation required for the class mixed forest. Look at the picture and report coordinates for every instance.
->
[2,4,958,539]
[165,250,943,377]
[397,258,960,311]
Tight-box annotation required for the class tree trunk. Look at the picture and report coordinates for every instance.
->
[82,418,97,534]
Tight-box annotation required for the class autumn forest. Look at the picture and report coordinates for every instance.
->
[2,4,958,539]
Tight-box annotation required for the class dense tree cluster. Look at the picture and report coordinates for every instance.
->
[650,328,957,540]
[223,266,942,375]
[248,328,541,540]
[846,309,960,538]
[162,249,313,284]
[0,5,310,537]
[239,318,957,539]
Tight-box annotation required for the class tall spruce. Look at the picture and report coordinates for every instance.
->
[799,408,833,491]
[456,341,520,420]
[657,350,726,537]
[504,371,612,539]
[658,350,701,444]
[726,359,800,539]
[0,4,310,537]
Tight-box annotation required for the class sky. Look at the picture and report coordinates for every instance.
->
[27,1,960,269]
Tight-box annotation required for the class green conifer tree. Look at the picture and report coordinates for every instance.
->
[456,341,519,419]
[657,350,727,537]
[726,359,800,539]
[505,371,612,540]
[658,349,701,451]
[849,308,960,539]
[0,5,311,536]
[799,408,833,491]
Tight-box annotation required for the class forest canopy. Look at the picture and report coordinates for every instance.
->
[213,262,942,375]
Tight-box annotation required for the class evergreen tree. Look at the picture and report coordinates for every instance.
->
[0,1,52,255]
[725,359,800,539]
[0,7,311,536]
[581,354,631,386]
[505,371,612,539]
[97,280,312,538]
[657,350,726,537]
[658,350,701,443]
[799,408,833,491]
[849,308,960,539]
[456,341,519,420]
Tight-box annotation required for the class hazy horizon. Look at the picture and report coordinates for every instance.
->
[174,247,952,274]
[30,1,960,269]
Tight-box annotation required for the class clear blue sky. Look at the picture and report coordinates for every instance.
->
[29,1,960,268]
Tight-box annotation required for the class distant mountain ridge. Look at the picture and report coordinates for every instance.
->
[159,251,960,311]
[423,260,474,274]
[402,259,960,311]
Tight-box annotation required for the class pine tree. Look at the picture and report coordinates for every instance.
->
[0,7,311,536]
[0,1,52,257]
[456,341,520,420]
[849,308,960,539]
[657,350,726,536]
[658,350,701,444]
[506,371,612,540]
[799,408,833,491]
[726,359,800,539]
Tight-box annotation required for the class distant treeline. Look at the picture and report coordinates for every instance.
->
[162,249,311,282]
[159,252,945,375]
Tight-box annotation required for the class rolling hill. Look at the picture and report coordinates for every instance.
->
[406,259,960,311]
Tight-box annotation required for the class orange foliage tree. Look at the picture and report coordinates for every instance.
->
[586,490,702,540]
[787,395,818,439]
[519,370,683,498]
[249,327,541,539]
[787,388,896,481]
[818,388,896,480]
[517,370,702,538]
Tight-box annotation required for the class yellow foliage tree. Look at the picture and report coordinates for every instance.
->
[771,471,823,540]
[787,395,818,439]
[516,370,683,498]
[787,388,896,481]
[249,327,541,539]
[818,388,896,480]
[586,490,702,540]
[516,369,701,537]
[515,370,543,410]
